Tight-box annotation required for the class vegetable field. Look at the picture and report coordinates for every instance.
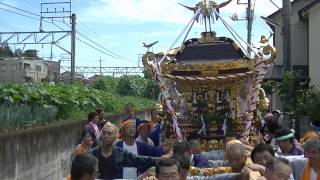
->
[0,81,155,131]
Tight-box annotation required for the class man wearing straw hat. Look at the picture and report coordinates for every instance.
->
[116,119,164,179]
[136,120,155,146]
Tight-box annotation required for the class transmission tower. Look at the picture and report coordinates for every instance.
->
[0,0,76,83]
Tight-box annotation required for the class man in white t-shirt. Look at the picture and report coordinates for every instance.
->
[119,120,139,179]
[116,120,164,179]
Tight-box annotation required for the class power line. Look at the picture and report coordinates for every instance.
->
[66,22,134,62]
[2,1,134,62]
[0,2,135,63]
[0,1,39,17]
[0,7,40,21]
[77,22,94,36]
[76,37,125,59]
[77,22,114,49]
[77,31,134,62]
[20,0,66,9]
[53,22,119,59]
[0,1,64,24]
[52,22,133,62]
[268,0,281,9]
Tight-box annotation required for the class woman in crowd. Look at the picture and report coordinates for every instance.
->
[84,112,101,147]
[72,131,93,157]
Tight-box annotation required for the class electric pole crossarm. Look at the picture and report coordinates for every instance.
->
[0,31,71,45]
[54,43,71,54]
[60,66,145,75]
[4,42,53,45]
[20,33,33,43]
[41,2,71,6]
[0,31,70,34]
[55,32,71,42]
[37,33,51,43]
[2,33,16,43]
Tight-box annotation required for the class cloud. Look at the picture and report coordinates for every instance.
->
[81,0,191,24]
[80,0,281,25]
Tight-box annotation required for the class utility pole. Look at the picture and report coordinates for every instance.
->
[232,0,254,56]
[99,57,102,76]
[71,13,76,83]
[50,43,53,61]
[282,0,292,72]
[247,0,253,56]
[282,0,296,138]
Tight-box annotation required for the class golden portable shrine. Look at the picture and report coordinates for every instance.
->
[142,0,276,144]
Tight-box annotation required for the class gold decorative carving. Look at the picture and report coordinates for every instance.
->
[259,35,277,64]
[142,51,156,71]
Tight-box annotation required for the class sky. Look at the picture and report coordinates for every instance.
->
[0,0,282,72]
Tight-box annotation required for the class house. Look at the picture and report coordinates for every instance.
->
[264,0,320,87]
[0,58,60,83]
[59,71,84,83]
[46,61,60,82]
[88,75,105,83]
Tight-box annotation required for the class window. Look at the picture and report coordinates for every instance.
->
[24,63,30,70]
[24,77,33,82]
[36,65,41,72]
[0,63,6,70]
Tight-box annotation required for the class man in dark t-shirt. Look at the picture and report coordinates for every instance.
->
[91,148,116,179]
[91,122,157,179]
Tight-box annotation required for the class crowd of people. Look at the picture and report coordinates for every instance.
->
[67,105,320,180]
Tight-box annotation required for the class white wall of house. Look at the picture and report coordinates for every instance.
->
[271,0,309,67]
[0,59,48,83]
[309,5,320,87]
[266,0,319,111]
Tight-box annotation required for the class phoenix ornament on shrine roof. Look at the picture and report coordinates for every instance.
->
[179,0,232,23]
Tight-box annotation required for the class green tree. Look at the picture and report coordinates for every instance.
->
[142,69,160,99]
[308,93,320,121]
[143,69,152,80]
[117,75,148,97]
[143,80,160,100]
[272,71,318,116]
[22,49,38,58]
[0,43,14,58]
[92,76,120,93]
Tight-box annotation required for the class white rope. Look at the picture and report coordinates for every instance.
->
[213,9,260,58]
[219,19,248,55]
[197,114,207,136]
[182,17,197,43]
[222,118,227,135]
[215,9,253,53]
[151,61,183,141]
[159,8,202,64]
